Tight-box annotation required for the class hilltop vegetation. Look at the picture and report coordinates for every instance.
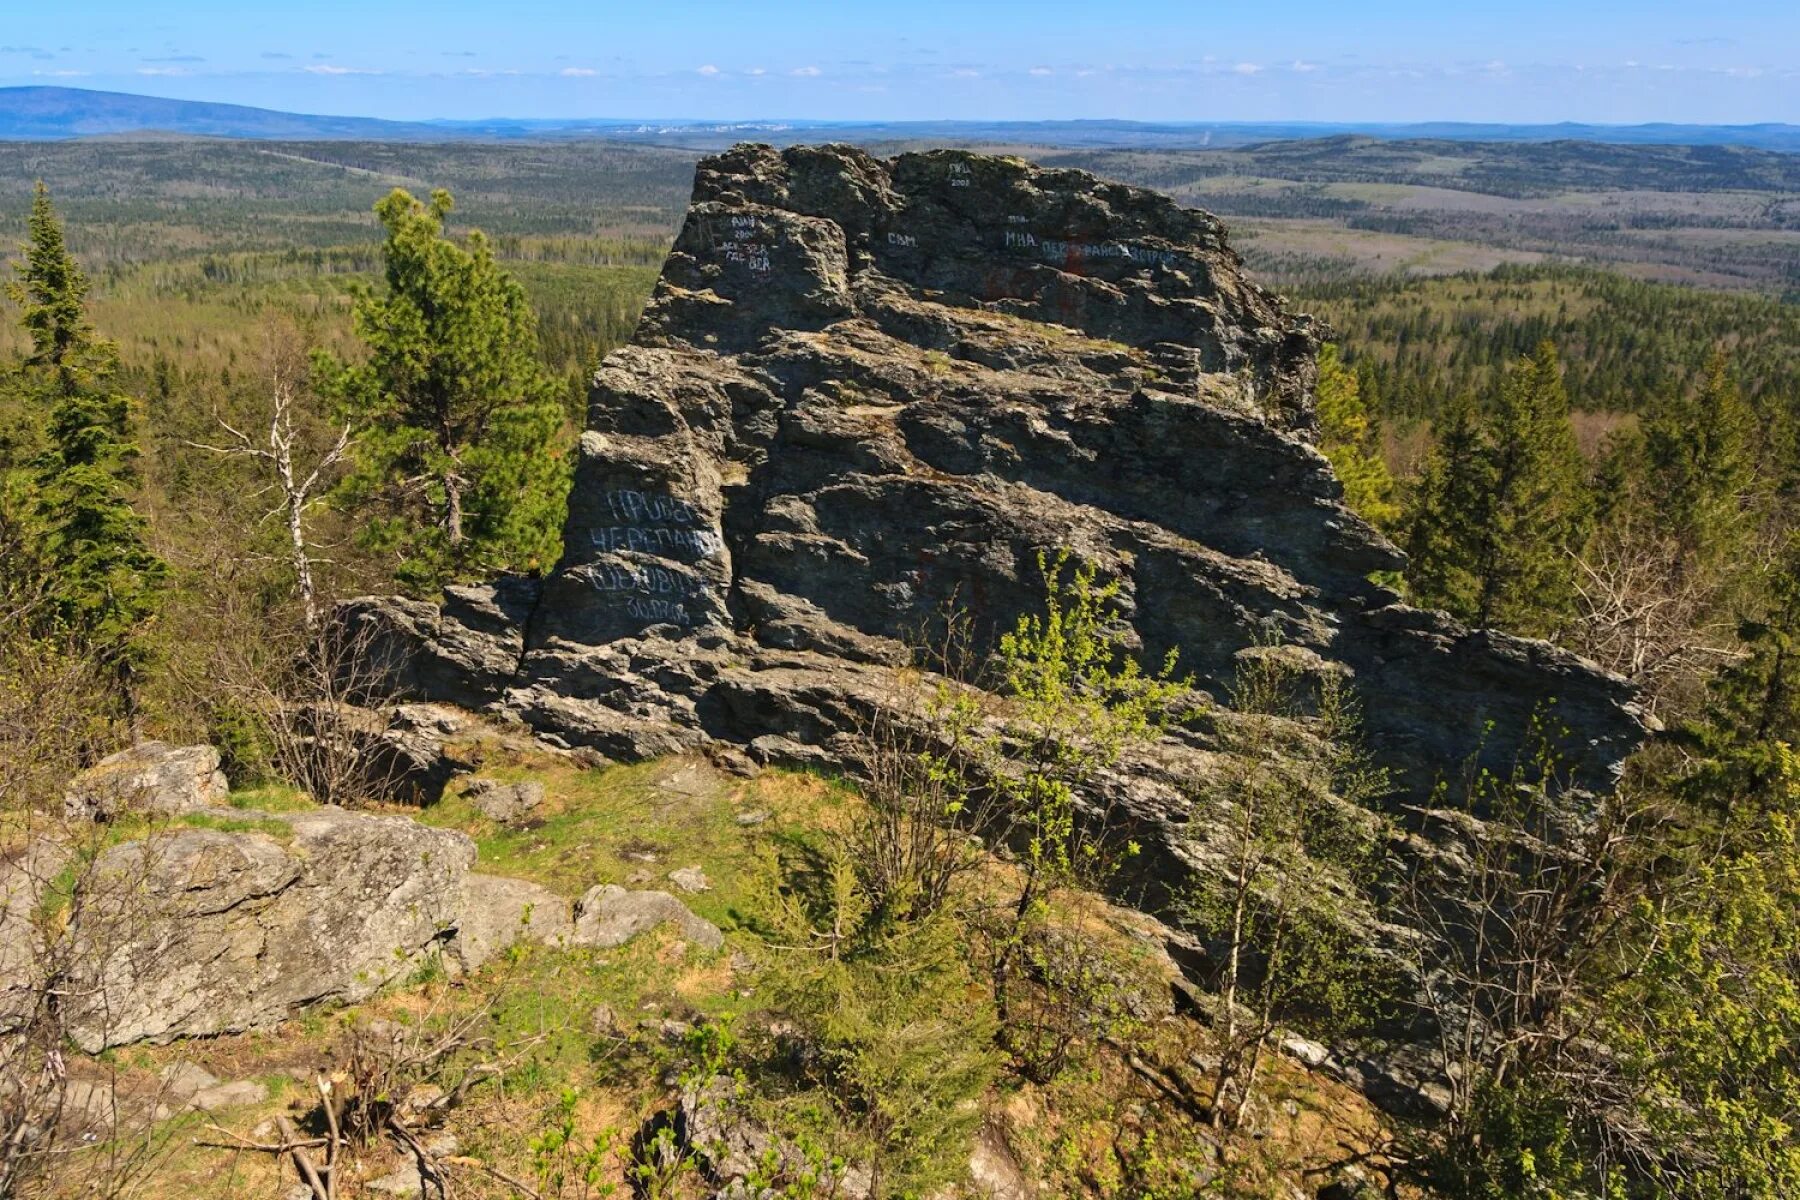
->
[2,135,1800,1200]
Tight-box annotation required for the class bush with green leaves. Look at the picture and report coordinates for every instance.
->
[1180,645,1392,1131]
[985,550,1189,1075]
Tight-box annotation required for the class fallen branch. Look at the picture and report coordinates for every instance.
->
[442,1154,542,1200]
[278,1115,333,1200]
[194,1124,329,1155]
[387,1114,451,1200]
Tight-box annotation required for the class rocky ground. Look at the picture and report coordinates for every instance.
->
[6,723,1397,1199]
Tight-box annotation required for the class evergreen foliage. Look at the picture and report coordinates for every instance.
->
[2,183,165,714]
[1402,341,1590,636]
[1682,535,1800,811]
[320,187,569,592]
[1611,351,1758,572]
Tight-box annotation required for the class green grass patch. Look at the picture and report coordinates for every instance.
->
[417,757,856,932]
[176,812,295,840]
[227,784,316,813]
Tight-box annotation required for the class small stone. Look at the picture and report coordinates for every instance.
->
[159,1061,221,1100]
[569,884,724,952]
[668,865,711,893]
[424,1133,460,1157]
[733,809,771,827]
[189,1079,270,1111]
[590,1003,618,1036]
[365,1166,423,1195]
[404,1083,446,1113]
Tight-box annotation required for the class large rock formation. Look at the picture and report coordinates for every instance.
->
[348,142,1646,805]
[0,807,723,1050]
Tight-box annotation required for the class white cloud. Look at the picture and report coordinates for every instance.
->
[1290,60,1319,73]
[1028,66,1052,76]
[951,67,981,78]
[745,66,767,76]
[136,66,189,76]
[790,65,821,77]
[560,66,596,77]
[33,68,87,77]
[1232,62,1262,75]
[305,63,382,75]
[696,63,720,76]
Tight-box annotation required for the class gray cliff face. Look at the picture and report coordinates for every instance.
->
[347,141,1646,803]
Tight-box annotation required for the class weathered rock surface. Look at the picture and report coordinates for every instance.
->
[338,145,1649,1049]
[59,807,473,1049]
[680,1074,873,1199]
[571,883,724,952]
[63,741,229,821]
[343,141,1644,793]
[462,777,546,823]
[445,872,573,970]
[0,807,605,1048]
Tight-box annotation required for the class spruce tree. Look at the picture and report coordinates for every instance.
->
[1315,343,1399,527]
[1684,532,1800,810]
[1638,350,1755,572]
[1401,390,1487,618]
[321,187,567,592]
[1402,342,1588,638]
[4,183,165,713]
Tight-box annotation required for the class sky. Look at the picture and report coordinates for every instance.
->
[2,1,1796,125]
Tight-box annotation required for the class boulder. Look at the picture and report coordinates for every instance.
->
[445,873,573,971]
[58,807,476,1049]
[63,742,229,821]
[570,884,723,952]
[463,778,546,823]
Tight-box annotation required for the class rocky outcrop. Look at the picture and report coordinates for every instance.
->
[344,142,1644,796]
[63,741,229,821]
[337,144,1648,1014]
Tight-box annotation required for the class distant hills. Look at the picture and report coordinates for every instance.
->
[2,86,1798,151]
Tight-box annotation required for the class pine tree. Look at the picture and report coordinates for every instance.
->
[1402,342,1589,638]
[3,183,165,715]
[1315,343,1399,527]
[321,187,567,592]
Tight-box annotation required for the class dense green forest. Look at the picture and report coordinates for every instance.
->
[1298,265,1800,421]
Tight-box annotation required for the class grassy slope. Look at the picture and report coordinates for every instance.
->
[80,749,1395,1200]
